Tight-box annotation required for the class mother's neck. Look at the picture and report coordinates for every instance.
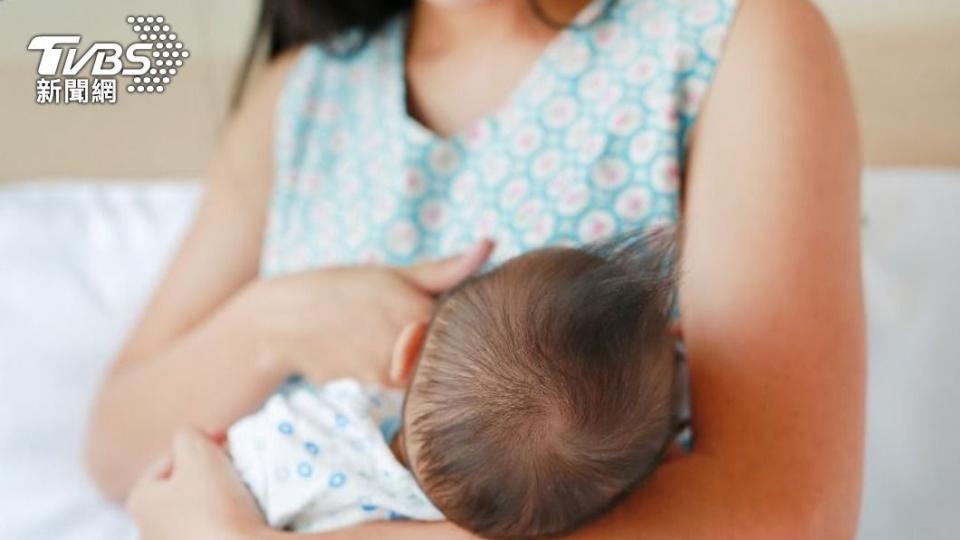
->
[408,0,590,57]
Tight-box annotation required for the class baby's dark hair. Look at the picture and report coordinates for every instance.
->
[403,229,680,539]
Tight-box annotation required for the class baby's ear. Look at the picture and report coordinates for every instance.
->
[389,321,429,386]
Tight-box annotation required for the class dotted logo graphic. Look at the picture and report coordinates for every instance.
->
[124,15,189,94]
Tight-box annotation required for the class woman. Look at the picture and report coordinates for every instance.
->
[87,0,865,538]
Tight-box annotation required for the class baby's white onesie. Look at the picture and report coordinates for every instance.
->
[227,378,443,533]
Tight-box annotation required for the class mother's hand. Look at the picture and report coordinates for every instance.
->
[246,240,494,388]
[126,427,266,540]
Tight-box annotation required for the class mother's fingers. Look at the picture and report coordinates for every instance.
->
[144,454,173,481]
[399,239,495,294]
[172,426,230,468]
[172,426,204,461]
[126,456,171,517]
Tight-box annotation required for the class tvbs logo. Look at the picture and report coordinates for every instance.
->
[27,15,189,104]
[28,36,153,77]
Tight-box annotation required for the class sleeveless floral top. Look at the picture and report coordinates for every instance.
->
[262,0,739,277]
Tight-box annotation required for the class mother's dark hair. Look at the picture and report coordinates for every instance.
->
[253,1,413,60]
[233,0,412,104]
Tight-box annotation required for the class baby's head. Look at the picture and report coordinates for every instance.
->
[396,231,679,539]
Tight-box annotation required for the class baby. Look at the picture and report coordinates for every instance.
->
[228,230,682,538]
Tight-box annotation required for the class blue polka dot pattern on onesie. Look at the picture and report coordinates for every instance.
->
[329,472,347,488]
[229,379,443,532]
[263,0,740,278]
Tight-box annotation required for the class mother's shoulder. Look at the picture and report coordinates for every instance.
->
[702,0,847,119]
[686,0,858,196]
[721,0,839,60]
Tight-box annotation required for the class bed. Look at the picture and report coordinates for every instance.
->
[1,169,958,539]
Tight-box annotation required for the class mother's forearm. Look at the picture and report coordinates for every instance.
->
[85,284,290,502]
[246,456,835,540]
[569,453,842,540]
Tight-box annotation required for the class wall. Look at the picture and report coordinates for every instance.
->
[813,0,960,166]
[0,0,258,181]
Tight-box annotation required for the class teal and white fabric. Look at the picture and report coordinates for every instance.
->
[262,0,740,276]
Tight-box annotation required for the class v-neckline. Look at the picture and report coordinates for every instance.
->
[392,0,606,145]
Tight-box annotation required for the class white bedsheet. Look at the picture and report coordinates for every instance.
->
[859,169,960,539]
[0,182,199,540]
[0,170,958,539]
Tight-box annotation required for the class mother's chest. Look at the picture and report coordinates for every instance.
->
[267,129,680,277]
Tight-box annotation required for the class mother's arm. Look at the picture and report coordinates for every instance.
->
[84,49,299,501]
[270,1,864,539]
[575,0,865,537]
